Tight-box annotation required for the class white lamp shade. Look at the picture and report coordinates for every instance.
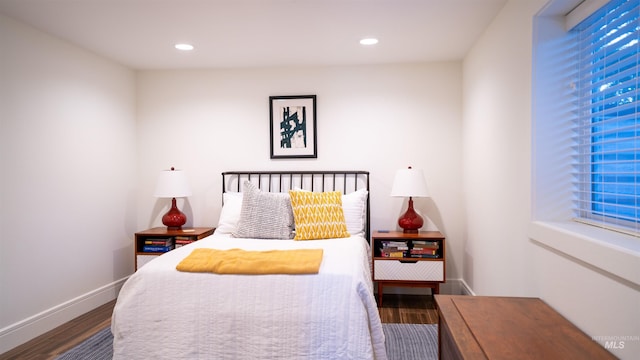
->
[154,169,192,198]
[390,168,429,198]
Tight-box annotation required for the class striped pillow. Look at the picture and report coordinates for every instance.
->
[233,181,294,239]
[289,190,350,240]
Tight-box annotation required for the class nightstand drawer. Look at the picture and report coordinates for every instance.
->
[136,255,157,269]
[374,259,444,281]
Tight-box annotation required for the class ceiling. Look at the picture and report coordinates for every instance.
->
[0,0,507,70]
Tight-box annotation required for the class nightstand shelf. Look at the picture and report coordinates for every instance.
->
[372,230,446,306]
[134,227,214,270]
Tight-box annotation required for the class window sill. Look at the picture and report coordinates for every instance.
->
[528,221,640,286]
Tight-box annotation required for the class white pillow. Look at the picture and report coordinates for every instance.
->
[215,192,243,234]
[233,181,295,239]
[342,189,369,237]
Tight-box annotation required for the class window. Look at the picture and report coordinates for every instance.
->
[572,0,640,235]
[530,0,639,290]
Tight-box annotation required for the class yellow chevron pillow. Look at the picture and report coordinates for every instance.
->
[288,190,350,240]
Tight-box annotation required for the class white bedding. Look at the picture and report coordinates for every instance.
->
[111,233,387,360]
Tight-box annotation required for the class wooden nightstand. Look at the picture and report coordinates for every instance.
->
[371,230,446,306]
[134,227,215,270]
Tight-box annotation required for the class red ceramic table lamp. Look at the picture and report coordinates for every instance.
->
[390,166,429,233]
[154,167,192,230]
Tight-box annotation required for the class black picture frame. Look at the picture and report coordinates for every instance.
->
[269,95,317,159]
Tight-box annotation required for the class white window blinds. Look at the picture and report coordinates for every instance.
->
[572,0,640,235]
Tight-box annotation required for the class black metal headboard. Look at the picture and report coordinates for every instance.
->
[222,171,370,240]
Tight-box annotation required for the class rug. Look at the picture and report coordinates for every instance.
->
[56,327,113,360]
[383,323,438,360]
[56,323,438,359]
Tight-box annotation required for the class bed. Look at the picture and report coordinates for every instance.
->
[111,171,387,359]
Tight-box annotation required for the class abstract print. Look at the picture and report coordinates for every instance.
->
[279,106,307,149]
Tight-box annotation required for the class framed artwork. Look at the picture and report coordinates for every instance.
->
[269,95,317,159]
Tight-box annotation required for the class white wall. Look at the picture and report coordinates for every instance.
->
[463,1,639,358]
[463,0,540,297]
[135,64,466,292]
[0,14,137,352]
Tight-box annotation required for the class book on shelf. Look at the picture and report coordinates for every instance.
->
[381,240,408,247]
[381,250,406,258]
[410,248,438,256]
[142,245,173,252]
[412,246,439,251]
[175,236,196,249]
[380,241,408,252]
[412,240,439,249]
[144,237,173,246]
[409,253,440,258]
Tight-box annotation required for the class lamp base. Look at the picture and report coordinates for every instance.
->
[398,197,423,233]
[162,197,187,231]
[401,228,420,234]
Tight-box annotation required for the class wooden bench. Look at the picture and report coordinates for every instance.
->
[435,295,616,359]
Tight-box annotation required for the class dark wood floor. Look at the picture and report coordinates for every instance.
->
[0,294,437,360]
[0,300,115,360]
[378,293,439,324]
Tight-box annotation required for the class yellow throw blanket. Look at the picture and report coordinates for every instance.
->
[176,248,323,275]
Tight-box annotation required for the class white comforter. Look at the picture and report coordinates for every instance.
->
[111,234,387,360]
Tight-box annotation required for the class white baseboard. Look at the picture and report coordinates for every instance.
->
[0,276,128,354]
[458,278,476,296]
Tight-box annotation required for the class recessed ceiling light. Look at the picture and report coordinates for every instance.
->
[175,43,194,51]
[360,38,379,45]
